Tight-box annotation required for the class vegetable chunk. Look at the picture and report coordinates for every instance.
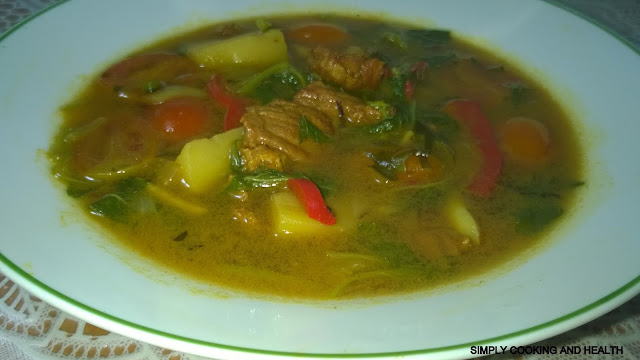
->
[187,29,288,76]
[271,191,335,235]
[445,194,480,244]
[288,178,336,225]
[176,127,243,193]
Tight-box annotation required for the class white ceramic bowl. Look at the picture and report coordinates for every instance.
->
[1,1,639,359]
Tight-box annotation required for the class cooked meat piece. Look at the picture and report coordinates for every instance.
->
[270,99,335,136]
[240,145,285,172]
[294,82,387,126]
[240,99,335,170]
[306,47,385,91]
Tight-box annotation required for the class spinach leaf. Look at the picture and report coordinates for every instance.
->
[114,177,148,198]
[514,201,564,234]
[67,186,96,198]
[229,140,244,173]
[414,109,459,147]
[236,63,307,104]
[226,169,305,192]
[226,140,309,192]
[389,65,412,102]
[255,19,272,32]
[364,151,412,180]
[362,102,411,135]
[299,115,333,143]
[383,32,408,51]
[305,174,338,198]
[503,176,584,198]
[406,29,451,47]
[89,177,148,222]
[356,223,422,267]
[422,53,457,69]
[59,174,101,198]
[89,195,131,223]
[504,81,531,106]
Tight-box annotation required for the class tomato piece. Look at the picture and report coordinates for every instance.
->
[444,99,502,197]
[287,178,336,225]
[153,98,208,142]
[500,116,550,167]
[288,24,349,46]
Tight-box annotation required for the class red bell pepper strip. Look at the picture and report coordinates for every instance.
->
[223,101,246,131]
[206,76,248,131]
[287,178,336,225]
[404,80,415,101]
[411,61,427,80]
[403,62,427,101]
[443,99,502,197]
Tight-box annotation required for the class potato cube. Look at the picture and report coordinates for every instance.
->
[176,127,243,193]
[271,191,336,236]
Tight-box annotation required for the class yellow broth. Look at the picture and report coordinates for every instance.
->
[49,15,583,299]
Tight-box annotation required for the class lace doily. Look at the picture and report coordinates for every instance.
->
[1,1,640,359]
[0,0,57,33]
[0,275,207,360]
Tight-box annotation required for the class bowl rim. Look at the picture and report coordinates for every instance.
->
[2,254,639,358]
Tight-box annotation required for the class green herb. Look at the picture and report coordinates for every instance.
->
[367,101,394,120]
[114,177,147,197]
[227,140,309,192]
[389,66,411,102]
[299,115,333,143]
[229,140,244,173]
[514,201,564,234]
[255,19,272,32]
[422,53,456,69]
[383,32,408,51]
[142,80,163,93]
[505,81,531,105]
[356,223,422,267]
[362,102,411,135]
[503,176,584,198]
[236,63,307,104]
[56,171,101,198]
[226,169,305,192]
[402,185,446,207]
[89,177,148,222]
[89,195,131,223]
[306,174,337,197]
[364,151,412,180]
[66,183,98,198]
[406,29,451,47]
[414,109,459,147]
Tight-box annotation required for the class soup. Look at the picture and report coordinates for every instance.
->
[48,15,583,299]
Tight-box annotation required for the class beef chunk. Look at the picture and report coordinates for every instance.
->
[240,145,285,172]
[294,82,387,126]
[240,99,335,170]
[306,47,384,91]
